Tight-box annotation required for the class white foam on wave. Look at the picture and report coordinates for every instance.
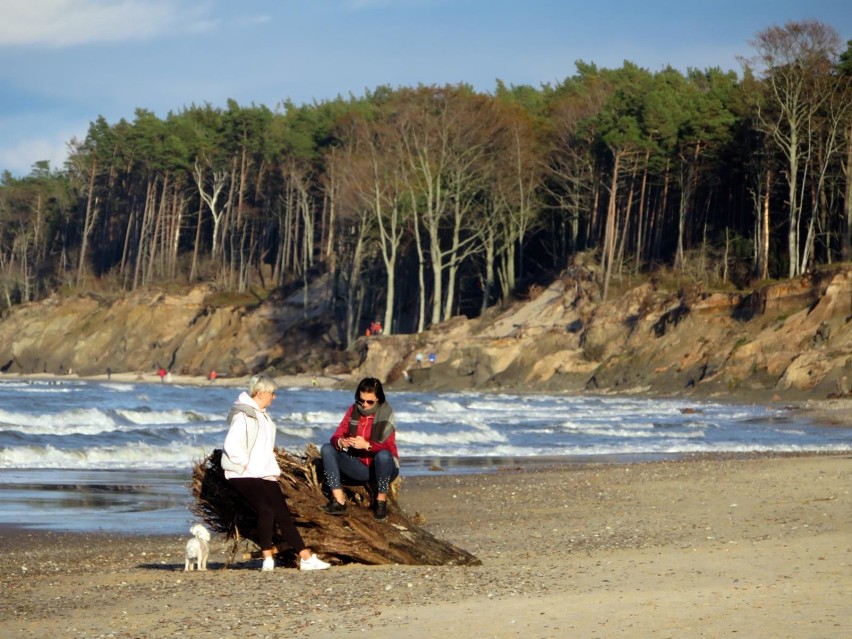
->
[580,426,706,439]
[402,426,506,446]
[10,384,76,394]
[451,395,693,427]
[0,408,119,435]
[420,398,470,414]
[399,443,535,457]
[100,383,137,392]
[650,442,852,455]
[180,422,225,436]
[281,409,344,426]
[396,409,496,433]
[1,381,847,471]
[0,442,212,469]
[401,440,851,459]
[116,408,216,425]
[276,425,321,439]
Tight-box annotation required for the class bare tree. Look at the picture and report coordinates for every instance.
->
[193,159,231,259]
[66,141,99,286]
[492,112,544,300]
[746,20,843,277]
[546,80,607,266]
[347,116,409,334]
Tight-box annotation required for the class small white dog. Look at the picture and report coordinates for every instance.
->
[184,524,211,571]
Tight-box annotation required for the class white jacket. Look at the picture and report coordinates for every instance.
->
[222,391,281,480]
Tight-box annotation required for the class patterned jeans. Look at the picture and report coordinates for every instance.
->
[320,443,399,495]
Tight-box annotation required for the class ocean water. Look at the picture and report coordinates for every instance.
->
[0,378,849,534]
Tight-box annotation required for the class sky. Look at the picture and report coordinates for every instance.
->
[1,0,851,178]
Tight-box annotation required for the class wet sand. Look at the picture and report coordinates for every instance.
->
[2,452,849,638]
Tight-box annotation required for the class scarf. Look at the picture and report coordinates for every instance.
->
[348,401,395,442]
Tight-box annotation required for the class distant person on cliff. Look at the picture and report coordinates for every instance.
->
[320,377,399,521]
[221,374,330,572]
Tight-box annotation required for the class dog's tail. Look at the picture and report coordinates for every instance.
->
[190,524,211,542]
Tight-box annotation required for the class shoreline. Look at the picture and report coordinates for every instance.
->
[0,370,347,389]
[2,452,849,638]
[2,450,849,535]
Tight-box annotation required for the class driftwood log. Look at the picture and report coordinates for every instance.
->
[190,445,480,567]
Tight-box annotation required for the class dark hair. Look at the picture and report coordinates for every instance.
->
[355,377,385,404]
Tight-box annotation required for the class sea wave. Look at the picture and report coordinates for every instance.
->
[0,408,120,434]
[116,408,215,424]
[402,426,506,446]
[0,443,214,469]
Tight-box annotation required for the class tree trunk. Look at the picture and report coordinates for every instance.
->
[844,122,852,261]
[132,177,156,290]
[601,149,622,301]
[190,192,203,282]
[191,447,480,567]
[145,173,168,283]
[635,152,649,270]
[76,157,99,285]
[760,170,771,280]
[408,190,428,334]
[193,162,229,260]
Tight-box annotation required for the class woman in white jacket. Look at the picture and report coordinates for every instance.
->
[222,374,330,572]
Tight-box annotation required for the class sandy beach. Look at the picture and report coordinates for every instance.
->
[1,452,849,639]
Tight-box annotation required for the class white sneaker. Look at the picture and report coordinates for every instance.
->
[261,557,275,571]
[299,553,331,571]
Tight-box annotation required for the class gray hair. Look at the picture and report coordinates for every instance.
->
[248,374,277,397]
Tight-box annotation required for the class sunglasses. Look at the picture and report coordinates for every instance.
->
[357,398,376,406]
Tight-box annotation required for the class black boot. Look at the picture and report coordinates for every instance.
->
[374,500,388,521]
[322,499,347,515]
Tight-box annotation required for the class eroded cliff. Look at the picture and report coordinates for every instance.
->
[2,267,851,400]
[351,267,852,399]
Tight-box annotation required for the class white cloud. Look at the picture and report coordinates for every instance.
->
[0,116,88,176]
[0,0,211,48]
[0,136,71,176]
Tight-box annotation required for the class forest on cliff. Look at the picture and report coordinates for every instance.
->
[1,20,851,351]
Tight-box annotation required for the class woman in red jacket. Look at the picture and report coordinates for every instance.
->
[320,377,399,520]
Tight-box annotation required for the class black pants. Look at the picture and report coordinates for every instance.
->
[228,477,305,554]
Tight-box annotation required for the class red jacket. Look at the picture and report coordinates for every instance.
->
[329,404,398,467]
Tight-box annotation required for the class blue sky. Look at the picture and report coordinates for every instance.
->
[1,0,850,177]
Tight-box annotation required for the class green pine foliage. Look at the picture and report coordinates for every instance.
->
[1,21,850,346]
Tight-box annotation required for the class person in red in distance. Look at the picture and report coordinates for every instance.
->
[320,377,399,521]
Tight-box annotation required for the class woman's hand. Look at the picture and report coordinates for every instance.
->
[348,435,371,450]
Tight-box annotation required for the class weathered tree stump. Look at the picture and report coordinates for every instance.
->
[190,445,480,567]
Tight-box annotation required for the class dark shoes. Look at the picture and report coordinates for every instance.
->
[322,499,347,515]
[322,497,386,519]
[374,500,388,521]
